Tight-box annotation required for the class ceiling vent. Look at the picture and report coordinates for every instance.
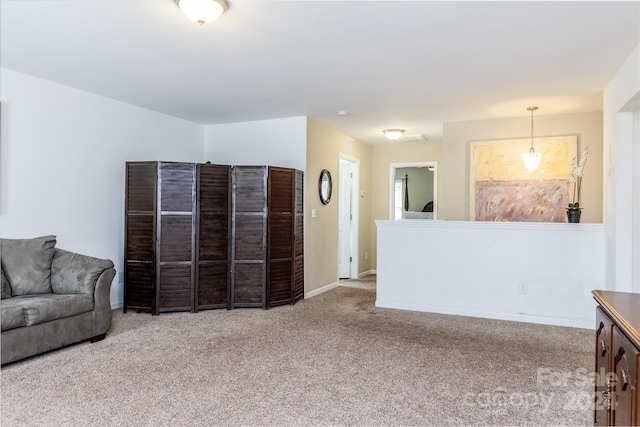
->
[398,133,428,142]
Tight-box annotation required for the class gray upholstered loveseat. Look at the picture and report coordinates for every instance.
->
[1,235,115,365]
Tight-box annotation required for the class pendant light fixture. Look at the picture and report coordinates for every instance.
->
[383,129,405,140]
[174,0,227,25]
[522,106,541,171]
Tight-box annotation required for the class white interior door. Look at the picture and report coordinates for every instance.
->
[338,159,354,279]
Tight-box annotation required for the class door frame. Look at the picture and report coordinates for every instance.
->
[338,154,359,279]
[389,162,438,220]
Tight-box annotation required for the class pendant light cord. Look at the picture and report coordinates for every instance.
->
[528,106,538,153]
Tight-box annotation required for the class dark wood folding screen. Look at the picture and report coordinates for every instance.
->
[124,161,303,315]
[231,166,268,308]
[124,161,196,315]
[267,167,304,308]
[195,163,231,311]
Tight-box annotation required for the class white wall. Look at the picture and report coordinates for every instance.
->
[376,220,605,328]
[204,117,307,171]
[0,69,205,308]
[603,43,640,292]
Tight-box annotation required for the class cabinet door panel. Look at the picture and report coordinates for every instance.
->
[596,307,614,426]
[612,327,639,426]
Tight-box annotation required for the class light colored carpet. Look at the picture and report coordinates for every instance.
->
[1,277,594,426]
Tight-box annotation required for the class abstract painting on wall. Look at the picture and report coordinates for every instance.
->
[470,136,577,222]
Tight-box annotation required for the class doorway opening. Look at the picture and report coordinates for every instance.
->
[338,155,359,279]
[389,162,438,220]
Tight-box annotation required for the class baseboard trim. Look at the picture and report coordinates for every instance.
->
[358,270,376,278]
[374,300,592,329]
[305,281,340,299]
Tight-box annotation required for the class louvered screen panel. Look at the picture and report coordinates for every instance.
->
[157,162,195,313]
[294,255,304,301]
[124,162,158,313]
[293,170,304,302]
[235,215,266,260]
[126,163,156,212]
[268,215,293,259]
[158,214,194,312]
[233,263,265,306]
[198,215,229,259]
[159,215,193,262]
[158,264,192,311]
[198,263,229,308]
[196,164,230,310]
[294,170,304,215]
[160,163,196,212]
[231,166,267,308]
[269,169,293,213]
[267,167,294,308]
[124,262,154,312]
[268,259,293,307]
[232,215,266,307]
[126,215,154,261]
[234,167,268,213]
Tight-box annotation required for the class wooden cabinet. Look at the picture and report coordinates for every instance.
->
[124,161,304,314]
[592,290,640,426]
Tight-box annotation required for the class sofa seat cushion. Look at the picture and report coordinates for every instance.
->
[0,294,94,331]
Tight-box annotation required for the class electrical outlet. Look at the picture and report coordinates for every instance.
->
[365,252,368,260]
[518,283,528,294]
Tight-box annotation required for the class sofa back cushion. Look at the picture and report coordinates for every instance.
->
[51,249,114,295]
[1,268,11,299]
[0,236,57,296]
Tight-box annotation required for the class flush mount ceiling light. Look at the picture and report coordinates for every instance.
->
[174,0,227,25]
[383,129,405,140]
[522,106,542,171]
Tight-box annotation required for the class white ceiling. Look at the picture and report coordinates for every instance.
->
[1,0,638,145]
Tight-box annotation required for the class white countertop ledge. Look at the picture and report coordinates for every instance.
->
[375,219,605,232]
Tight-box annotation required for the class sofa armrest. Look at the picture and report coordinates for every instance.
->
[51,249,114,295]
[50,249,115,336]
[93,267,115,336]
